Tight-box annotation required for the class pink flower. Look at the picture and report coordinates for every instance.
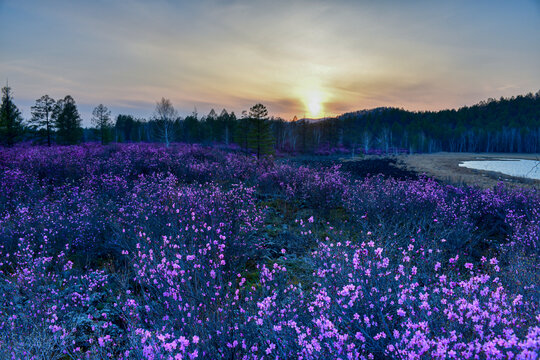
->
[98,335,111,347]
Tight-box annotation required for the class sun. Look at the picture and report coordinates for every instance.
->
[304,93,324,118]
[307,98,322,118]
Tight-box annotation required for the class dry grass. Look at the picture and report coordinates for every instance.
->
[397,152,540,188]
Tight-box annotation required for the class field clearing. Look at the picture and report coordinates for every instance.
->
[398,152,540,188]
[0,144,538,359]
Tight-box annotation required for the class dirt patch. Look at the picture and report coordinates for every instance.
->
[399,152,540,188]
[286,156,418,180]
[286,153,539,188]
[339,158,418,180]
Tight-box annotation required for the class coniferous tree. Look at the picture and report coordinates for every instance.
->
[183,113,199,143]
[247,103,274,159]
[216,109,229,144]
[234,110,250,153]
[54,95,83,145]
[91,104,112,144]
[115,114,136,142]
[0,85,24,147]
[220,109,236,145]
[205,108,218,142]
[30,95,55,146]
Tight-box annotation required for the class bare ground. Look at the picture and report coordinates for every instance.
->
[396,152,540,189]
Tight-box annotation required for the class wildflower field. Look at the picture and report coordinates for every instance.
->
[0,144,538,359]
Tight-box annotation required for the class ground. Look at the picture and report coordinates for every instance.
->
[289,152,539,188]
[395,152,538,188]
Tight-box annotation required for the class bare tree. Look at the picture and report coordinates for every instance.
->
[377,128,391,153]
[285,124,297,151]
[153,97,178,147]
[91,104,112,144]
[313,126,322,149]
[361,130,371,154]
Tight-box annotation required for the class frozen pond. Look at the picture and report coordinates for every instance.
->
[459,159,540,180]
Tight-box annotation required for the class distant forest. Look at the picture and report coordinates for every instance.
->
[331,92,540,154]
[2,87,539,153]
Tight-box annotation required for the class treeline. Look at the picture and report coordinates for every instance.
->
[0,87,277,158]
[96,91,540,154]
[0,89,85,147]
[327,92,540,153]
[1,84,539,154]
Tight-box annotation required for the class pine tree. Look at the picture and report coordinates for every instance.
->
[247,103,274,159]
[115,114,136,142]
[183,114,199,143]
[205,108,218,142]
[30,95,55,146]
[234,110,250,153]
[54,95,83,145]
[219,109,236,145]
[0,85,24,147]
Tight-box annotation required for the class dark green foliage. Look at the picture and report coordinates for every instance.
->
[34,91,536,153]
[30,95,55,146]
[219,109,237,145]
[202,108,218,141]
[234,111,250,153]
[0,85,24,147]
[247,103,274,159]
[194,108,238,144]
[54,95,83,145]
[334,91,540,153]
[115,115,148,142]
[115,114,135,142]
[182,113,200,143]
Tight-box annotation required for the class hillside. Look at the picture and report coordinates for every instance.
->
[307,92,540,153]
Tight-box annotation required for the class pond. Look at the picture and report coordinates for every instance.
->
[458,159,540,180]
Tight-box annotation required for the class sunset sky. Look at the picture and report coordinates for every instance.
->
[1,0,539,123]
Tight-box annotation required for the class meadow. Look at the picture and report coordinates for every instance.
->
[0,143,538,359]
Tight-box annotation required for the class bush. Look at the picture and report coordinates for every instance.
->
[0,144,538,359]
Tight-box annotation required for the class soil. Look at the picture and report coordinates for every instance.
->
[339,158,418,180]
[286,156,418,181]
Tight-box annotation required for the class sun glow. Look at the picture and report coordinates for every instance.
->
[303,92,325,118]
[307,98,322,118]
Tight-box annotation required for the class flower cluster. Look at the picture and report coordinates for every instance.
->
[0,144,538,359]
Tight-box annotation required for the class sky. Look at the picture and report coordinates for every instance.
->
[1,0,539,124]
